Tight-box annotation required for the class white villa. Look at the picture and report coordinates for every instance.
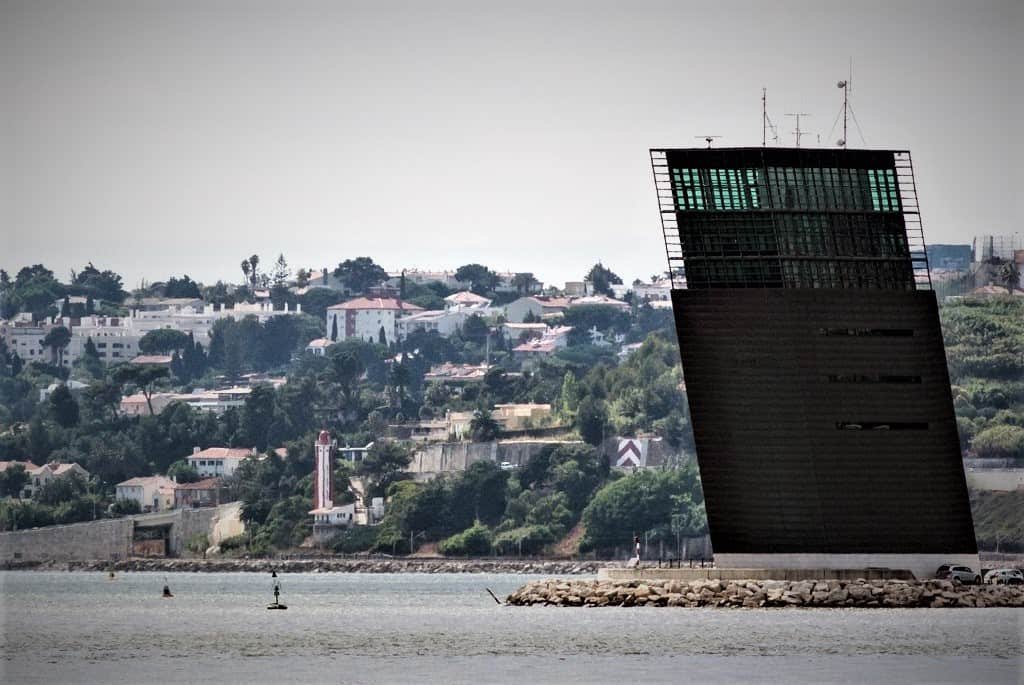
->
[325,297,423,346]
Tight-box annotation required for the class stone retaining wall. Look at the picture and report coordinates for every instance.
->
[506,577,1024,608]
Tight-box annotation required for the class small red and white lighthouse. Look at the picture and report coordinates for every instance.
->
[313,430,334,511]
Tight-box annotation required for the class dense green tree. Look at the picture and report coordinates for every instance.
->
[972,425,1024,461]
[139,329,190,355]
[49,384,80,428]
[10,265,65,320]
[358,441,412,499]
[40,326,71,366]
[0,500,55,530]
[455,264,499,296]
[512,272,539,295]
[241,385,280,450]
[271,254,291,287]
[580,466,705,553]
[460,314,489,344]
[576,396,608,446]
[36,472,90,506]
[77,337,105,379]
[559,371,581,417]
[585,262,623,297]
[299,288,344,321]
[163,275,202,299]
[333,257,388,294]
[112,364,170,415]
[167,459,201,483]
[0,463,29,497]
[469,408,501,442]
[70,263,126,303]
[447,460,509,527]
[438,521,493,556]
[81,381,122,424]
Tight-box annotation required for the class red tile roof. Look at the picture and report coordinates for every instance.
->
[188,447,254,460]
[327,297,424,311]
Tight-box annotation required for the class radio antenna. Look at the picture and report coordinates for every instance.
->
[762,88,778,146]
[829,59,866,147]
[784,113,810,148]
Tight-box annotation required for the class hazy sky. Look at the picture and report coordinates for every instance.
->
[2,0,1021,290]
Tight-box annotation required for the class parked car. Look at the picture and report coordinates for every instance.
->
[983,568,1024,585]
[935,564,981,584]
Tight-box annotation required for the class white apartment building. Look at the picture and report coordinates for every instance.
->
[326,297,423,346]
[2,301,304,368]
[0,321,56,364]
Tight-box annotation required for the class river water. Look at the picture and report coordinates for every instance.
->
[1,571,1020,684]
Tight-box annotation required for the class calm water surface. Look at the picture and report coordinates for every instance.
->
[1,571,1020,684]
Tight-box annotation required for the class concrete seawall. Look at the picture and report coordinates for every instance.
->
[0,504,236,563]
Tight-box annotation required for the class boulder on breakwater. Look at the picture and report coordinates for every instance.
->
[506,577,1024,608]
[6,557,600,575]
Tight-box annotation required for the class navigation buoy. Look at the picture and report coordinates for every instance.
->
[267,569,287,610]
[162,577,174,598]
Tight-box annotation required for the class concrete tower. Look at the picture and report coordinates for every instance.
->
[650,147,978,579]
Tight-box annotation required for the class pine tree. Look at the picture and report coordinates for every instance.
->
[272,253,290,287]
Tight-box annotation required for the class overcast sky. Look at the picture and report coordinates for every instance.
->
[2,0,1021,290]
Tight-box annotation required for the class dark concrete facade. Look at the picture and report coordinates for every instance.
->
[673,288,976,554]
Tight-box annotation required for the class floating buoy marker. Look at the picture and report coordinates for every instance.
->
[267,570,287,610]
[162,576,174,598]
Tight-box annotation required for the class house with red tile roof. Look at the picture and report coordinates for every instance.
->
[115,475,177,513]
[325,297,423,346]
[0,460,90,499]
[186,446,258,478]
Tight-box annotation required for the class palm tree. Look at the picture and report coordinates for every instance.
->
[248,255,260,288]
[469,408,501,442]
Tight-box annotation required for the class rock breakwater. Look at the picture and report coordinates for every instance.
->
[506,577,1024,608]
[6,558,600,575]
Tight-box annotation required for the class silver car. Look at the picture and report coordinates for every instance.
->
[935,564,981,584]
[983,568,1024,585]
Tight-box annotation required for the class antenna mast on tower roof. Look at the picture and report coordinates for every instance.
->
[785,113,810,148]
[762,88,778,147]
